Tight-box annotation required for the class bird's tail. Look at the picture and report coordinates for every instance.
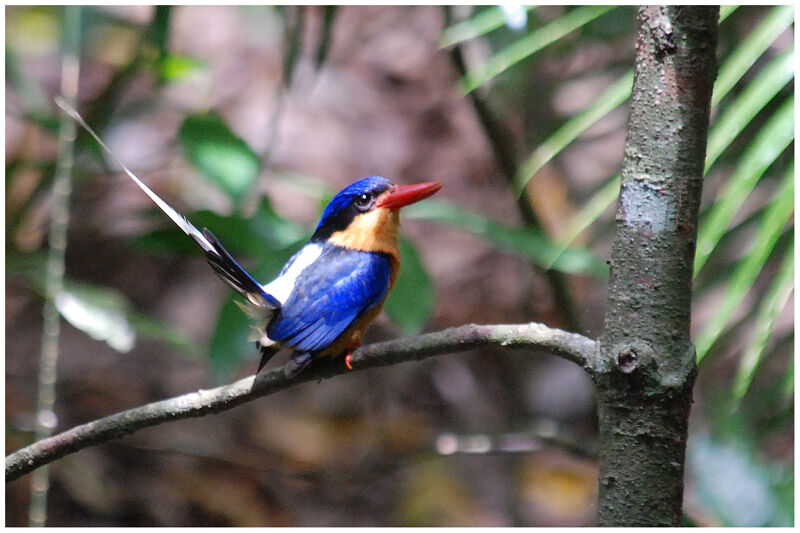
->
[56,97,280,312]
[200,228,280,309]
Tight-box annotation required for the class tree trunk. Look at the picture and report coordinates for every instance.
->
[593,6,718,526]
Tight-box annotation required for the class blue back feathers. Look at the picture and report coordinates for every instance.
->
[312,176,394,241]
[267,243,392,353]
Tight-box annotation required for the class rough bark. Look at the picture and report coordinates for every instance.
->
[592,6,718,526]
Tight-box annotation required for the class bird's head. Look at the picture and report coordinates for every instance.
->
[311,176,441,254]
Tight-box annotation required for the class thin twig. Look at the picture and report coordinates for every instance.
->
[7,322,596,482]
[29,5,81,527]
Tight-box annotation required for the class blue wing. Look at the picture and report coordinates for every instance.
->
[267,244,392,353]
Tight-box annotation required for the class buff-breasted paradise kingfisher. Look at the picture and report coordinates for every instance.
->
[58,99,441,378]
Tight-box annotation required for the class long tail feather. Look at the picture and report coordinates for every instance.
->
[201,228,280,309]
[56,97,279,311]
[55,97,215,253]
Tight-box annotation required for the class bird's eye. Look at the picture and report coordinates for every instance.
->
[355,192,372,211]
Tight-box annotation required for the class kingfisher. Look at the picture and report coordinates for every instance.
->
[58,99,441,378]
[206,176,441,377]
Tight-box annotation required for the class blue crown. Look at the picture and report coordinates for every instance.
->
[314,176,394,235]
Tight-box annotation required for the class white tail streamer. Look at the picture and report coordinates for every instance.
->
[54,97,215,252]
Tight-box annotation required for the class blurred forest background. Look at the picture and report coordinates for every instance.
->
[5,5,793,526]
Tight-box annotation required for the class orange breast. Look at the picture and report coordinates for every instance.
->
[320,206,402,357]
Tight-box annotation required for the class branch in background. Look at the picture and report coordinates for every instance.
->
[444,7,581,332]
[435,417,598,459]
[6,322,596,483]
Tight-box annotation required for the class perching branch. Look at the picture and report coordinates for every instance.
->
[6,322,595,483]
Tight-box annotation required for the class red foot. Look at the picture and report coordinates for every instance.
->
[344,343,361,370]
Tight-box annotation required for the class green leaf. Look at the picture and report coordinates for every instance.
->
[159,54,206,82]
[440,5,539,48]
[55,283,136,353]
[718,5,738,23]
[178,112,261,206]
[514,70,633,194]
[695,96,793,276]
[384,237,435,335]
[705,50,794,173]
[533,8,794,253]
[731,244,793,402]
[712,5,794,107]
[406,199,607,277]
[461,5,616,92]
[696,166,794,362]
